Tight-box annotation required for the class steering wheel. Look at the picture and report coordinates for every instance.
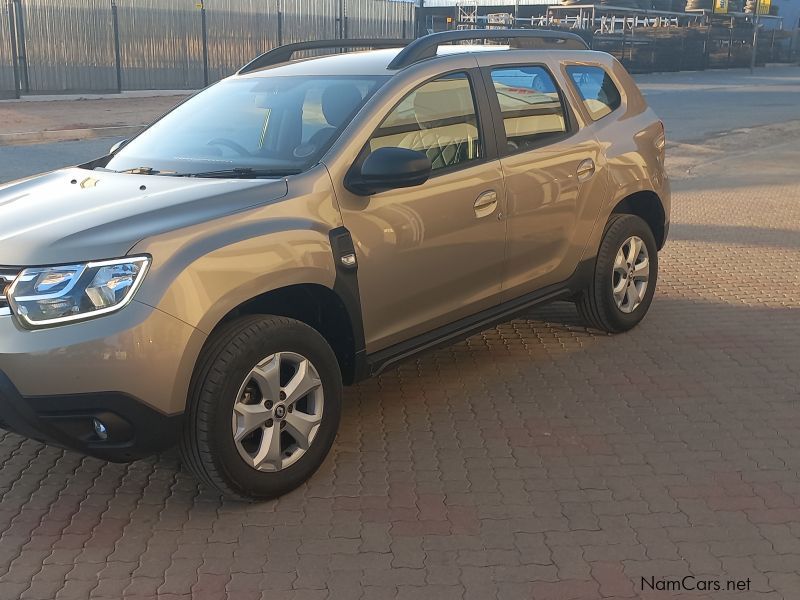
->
[207,138,252,157]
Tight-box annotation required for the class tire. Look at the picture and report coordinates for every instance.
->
[576,214,659,333]
[179,315,342,501]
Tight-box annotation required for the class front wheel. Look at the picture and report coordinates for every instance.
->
[576,214,658,333]
[179,315,342,501]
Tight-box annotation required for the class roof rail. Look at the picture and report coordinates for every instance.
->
[387,29,589,70]
[239,39,413,74]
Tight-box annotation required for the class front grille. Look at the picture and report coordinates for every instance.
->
[0,268,19,316]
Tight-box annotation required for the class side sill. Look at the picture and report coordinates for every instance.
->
[365,258,594,377]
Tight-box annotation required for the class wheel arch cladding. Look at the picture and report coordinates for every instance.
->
[611,191,667,250]
[210,283,360,385]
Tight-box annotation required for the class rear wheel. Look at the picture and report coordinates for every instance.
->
[576,214,658,333]
[180,315,342,501]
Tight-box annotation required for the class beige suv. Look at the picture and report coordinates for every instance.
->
[0,30,669,500]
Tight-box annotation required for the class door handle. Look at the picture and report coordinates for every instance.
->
[473,190,498,218]
[577,158,596,183]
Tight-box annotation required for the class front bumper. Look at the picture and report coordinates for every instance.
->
[0,300,206,461]
[0,370,180,461]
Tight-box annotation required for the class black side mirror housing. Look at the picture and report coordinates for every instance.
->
[347,147,432,196]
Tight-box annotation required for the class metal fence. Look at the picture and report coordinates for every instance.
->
[0,0,414,98]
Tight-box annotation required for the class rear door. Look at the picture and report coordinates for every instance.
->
[477,55,607,301]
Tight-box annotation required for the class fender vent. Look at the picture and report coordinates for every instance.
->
[0,269,19,316]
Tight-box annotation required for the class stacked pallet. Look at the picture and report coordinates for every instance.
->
[707,21,754,68]
[593,26,709,73]
[549,0,791,74]
[560,0,648,10]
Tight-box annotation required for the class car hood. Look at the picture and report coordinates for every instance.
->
[0,168,288,266]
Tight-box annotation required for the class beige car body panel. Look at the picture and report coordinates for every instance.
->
[0,301,204,416]
[557,55,671,260]
[131,165,344,335]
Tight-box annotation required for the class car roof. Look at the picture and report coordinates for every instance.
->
[235,46,607,79]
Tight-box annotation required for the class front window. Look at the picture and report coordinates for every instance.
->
[105,75,388,176]
[367,72,482,173]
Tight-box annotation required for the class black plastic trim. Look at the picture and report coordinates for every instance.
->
[329,227,369,383]
[366,258,594,376]
[0,371,181,462]
[239,39,413,74]
[470,66,502,162]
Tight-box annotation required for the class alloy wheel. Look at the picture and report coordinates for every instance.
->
[231,352,324,472]
[612,235,650,314]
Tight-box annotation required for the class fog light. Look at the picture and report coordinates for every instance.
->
[93,418,108,441]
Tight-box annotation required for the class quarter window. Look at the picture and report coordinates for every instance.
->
[566,66,622,121]
[368,72,482,172]
[490,66,567,153]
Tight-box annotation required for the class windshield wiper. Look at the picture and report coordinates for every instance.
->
[175,167,302,179]
[106,166,300,179]
[116,166,162,175]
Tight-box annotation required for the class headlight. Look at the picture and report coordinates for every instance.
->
[8,257,150,328]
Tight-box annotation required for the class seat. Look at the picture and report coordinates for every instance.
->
[404,88,471,170]
[304,83,364,152]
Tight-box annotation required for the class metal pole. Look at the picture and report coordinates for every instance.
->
[276,0,283,47]
[111,0,123,93]
[200,1,209,86]
[749,0,760,73]
[6,0,20,98]
[12,0,28,94]
[727,22,733,67]
[770,27,776,62]
[621,21,627,66]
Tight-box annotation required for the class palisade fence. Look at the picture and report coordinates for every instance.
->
[0,0,415,99]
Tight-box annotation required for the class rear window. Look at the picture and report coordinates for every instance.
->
[566,66,621,121]
[490,66,567,153]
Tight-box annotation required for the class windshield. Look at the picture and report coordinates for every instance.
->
[105,75,388,176]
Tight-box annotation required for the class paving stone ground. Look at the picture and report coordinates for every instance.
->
[1,102,799,599]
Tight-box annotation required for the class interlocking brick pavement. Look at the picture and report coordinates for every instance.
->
[0,141,798,599]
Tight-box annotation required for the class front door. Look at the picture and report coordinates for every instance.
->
[336,71,507,352]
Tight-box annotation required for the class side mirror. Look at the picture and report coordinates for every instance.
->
[347,147,432,196]
[109,139,129,154]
